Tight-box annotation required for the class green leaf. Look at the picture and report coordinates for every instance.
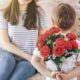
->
[72,49,80,53]
[58,34,64,38]
[52,57,61,65]
[46,39,53,45]
[44,58,49,61]
[78,32,80,38]
[60,57,66,62]
[65,54,72,58]
[78,35,80,38]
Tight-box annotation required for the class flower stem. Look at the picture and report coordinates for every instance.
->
[56,64,61,71]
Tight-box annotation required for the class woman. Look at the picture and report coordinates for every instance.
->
[0,0,49,80]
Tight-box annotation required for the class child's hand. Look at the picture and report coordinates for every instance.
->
[51,71,57,78]
[56,75,62,80]
[57,72,70,80]
[76,62,80,66]
[51,71,62,80]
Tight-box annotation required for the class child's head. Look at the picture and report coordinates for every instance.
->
[52,3,76,31]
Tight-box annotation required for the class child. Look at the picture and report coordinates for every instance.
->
[31,3,80,80]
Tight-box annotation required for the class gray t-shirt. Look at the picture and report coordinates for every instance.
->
[0,7,50,54]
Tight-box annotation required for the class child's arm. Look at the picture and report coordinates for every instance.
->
[31,55,60,79]
[57,66,80,80]
[76,52,80,80]
[58,51,80,80]
[76,62,80,80]
[67,66,80,79]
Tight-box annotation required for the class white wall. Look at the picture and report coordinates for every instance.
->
[0,0,11,10]
[39,0,79,33]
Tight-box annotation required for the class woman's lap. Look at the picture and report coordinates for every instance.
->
[0,49,36,80]
[10,61,36,80]
[0,49,16,80]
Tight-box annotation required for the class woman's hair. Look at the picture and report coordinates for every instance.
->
[52,3,76,31]
[4,0,38,29]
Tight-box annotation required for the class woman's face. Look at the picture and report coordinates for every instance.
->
[18,0,32,5]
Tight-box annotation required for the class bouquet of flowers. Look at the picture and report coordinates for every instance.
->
[37,27,80,71]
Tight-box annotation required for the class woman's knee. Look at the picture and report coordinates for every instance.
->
[17,61,36,75]
[0,50,16,80]
[10,61,36,80]
[0,50,16,66]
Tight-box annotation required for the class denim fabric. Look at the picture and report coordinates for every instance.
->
[0,49,36,80]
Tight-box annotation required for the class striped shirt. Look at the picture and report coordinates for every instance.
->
[0,7,50,54]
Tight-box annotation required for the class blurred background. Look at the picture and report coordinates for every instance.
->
[0,0,80,33]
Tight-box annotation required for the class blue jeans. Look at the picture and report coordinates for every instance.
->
[0,49,36,80]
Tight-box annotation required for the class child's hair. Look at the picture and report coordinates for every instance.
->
[52,3,76,31]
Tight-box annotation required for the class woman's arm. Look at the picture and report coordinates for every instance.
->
[31,55,52,77]
[31,55,60,79]
[0,29,32,61]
